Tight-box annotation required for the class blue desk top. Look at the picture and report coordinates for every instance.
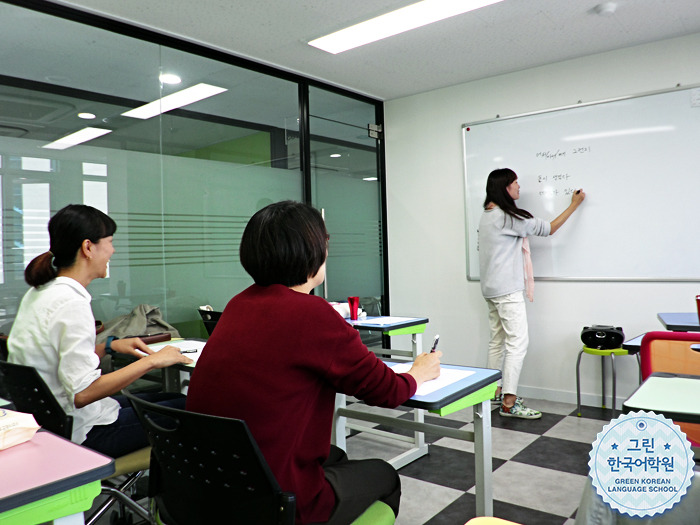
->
[385,361,501,411]
[622,333,645,353]
[657,312,700,332]
[347,316,429,331]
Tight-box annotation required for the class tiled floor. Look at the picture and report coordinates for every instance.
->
[343,398,616,525]
[84,398,613,525]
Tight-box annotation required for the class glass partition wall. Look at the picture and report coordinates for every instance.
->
[0,1,386,337]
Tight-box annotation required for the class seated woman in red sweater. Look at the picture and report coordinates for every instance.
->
[186,200,442,524]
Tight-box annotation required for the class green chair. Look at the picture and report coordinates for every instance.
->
[575,345,640,418]
[352,500,395,524]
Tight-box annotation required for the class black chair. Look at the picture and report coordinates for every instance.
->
[123,388,296,525]
[197,308,222,336]
[0,334,8,361]
[0,360,150,525]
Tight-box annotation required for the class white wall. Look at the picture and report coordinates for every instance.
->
[384,33,700,406]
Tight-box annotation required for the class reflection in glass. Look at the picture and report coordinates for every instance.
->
[308,86,384,309]
[0,3,383,339]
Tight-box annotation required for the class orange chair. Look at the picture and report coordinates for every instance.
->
[640,331,700,445]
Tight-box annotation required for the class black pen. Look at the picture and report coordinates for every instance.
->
[430,335,440,353]
[180,349,198,354]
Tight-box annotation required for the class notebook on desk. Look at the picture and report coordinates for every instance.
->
[148,339,206,366]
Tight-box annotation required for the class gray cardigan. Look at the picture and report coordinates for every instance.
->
[478,206,550,299]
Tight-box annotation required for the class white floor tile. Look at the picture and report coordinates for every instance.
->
[544,415,607,444]
[468,461,588,518]
[396,475,462,525]
[433,423,539,460]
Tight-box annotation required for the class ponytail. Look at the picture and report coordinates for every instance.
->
[23,204,117,288]
[25,251,57,287]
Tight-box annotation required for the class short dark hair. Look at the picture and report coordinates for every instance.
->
[240,201,328,287]
[24,204,117,287]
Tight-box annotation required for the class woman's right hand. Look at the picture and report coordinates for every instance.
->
[571,189,586,206]
[146,345,193,368]
[75,345,192,409]
[407,351,442,386]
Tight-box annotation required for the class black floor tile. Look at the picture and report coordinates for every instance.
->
[398,444,507,491]
[572,404,616,421]
[510,435,593,476]
[425,492,569,525]
[491,411,565,435]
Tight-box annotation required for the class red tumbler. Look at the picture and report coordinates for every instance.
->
[348,296,359,320]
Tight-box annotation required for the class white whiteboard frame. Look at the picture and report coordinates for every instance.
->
[462,83,700,282]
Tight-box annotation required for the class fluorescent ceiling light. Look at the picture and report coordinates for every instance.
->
[122,83,227,120]
[363,177,378,181]
[78,112,96,120]
[159,73,182,85]
[42,127,112,150]
[309,0,505,54]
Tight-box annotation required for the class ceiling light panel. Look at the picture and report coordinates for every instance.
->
[42,127,112,150]
[309,0,505,54]
[122,83,227,120]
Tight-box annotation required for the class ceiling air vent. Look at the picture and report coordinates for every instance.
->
[0,93,75,124]
[0,125,29,137]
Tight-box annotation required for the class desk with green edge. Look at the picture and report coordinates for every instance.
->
[0,431,114,525]
[338,316,430,465]
[334,317,501,516]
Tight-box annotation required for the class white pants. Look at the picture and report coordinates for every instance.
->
[485,291,528,396]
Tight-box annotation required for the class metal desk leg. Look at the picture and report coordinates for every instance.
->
[411,333,423,357]
[473,399,494,517]
[163,367,181,393]
[332,393,347,451]
[410,333,425,448]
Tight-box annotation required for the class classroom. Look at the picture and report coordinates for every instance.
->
[0,1,699,524]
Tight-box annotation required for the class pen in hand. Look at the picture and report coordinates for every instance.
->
[180,349,198,354]
[430,335,440,353]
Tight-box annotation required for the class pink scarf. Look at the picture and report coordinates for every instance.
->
[522,237,534,302]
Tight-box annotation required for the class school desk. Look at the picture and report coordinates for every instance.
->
[623,372,700,424]
[0,431,114,525]
[346,316,429,357]
[657,312,700,332]
[344,316,432,460]
[621,333,644,353]
[333,363,501,517]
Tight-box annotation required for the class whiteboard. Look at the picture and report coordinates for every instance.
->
[462,86,700,281]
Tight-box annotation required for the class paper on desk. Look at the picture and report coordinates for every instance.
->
[148,340,206,366]
[389,363,474,396]
[0,409,40,450]
[351,316,414,325]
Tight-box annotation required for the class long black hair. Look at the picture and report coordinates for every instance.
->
[483,168,533,220]
[24,204,117,287]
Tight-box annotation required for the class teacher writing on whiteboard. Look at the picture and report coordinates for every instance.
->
[478,168,585,419]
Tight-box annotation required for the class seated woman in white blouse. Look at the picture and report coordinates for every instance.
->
[8,204,192,457]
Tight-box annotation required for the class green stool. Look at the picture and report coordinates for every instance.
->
[576,345,630,418]
[351,501,395,524]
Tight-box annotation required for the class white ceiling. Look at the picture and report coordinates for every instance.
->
[49,0,700,101]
